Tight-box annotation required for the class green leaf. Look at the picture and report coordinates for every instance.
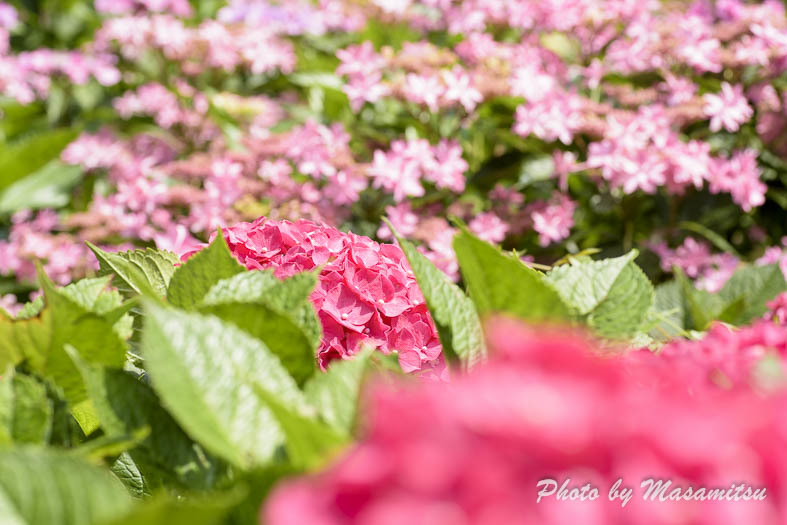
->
[718,263,787,325]
[0,271,127,434]
[252,383,348,471]
[0,128,79,193]
[0,367,13,445]
[57,277,134,339]
[9,374,53,445]
[546,251,653,339]
[59,276,115,310]
[38,272,127,402]
[110,452,154,499]
[546,251,634,314]
[675,268,724,331]
[587,260,655,339]
[141,302,305,469]
[648,280,686,341]
[15,297,44,320]
[388,223,486,370]
[0,448,132,525]
[101,491,244,525]
[69,428,150,462]
[199,271,321,384]
[166,232,245,309]
[78,363,223,490]
[0,161,83,214]
[88,243,179,299]
[303,349,371,435]
[454,229,572,322]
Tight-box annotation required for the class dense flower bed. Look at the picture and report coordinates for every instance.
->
[1,0,787,307]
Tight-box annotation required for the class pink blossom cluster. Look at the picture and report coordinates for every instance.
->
[93,14,296,76]
[112,82,218,143]
[94,0,192,17]
[0,210,96,287]
[630,319,787,392]
[220,216,444,374]
[766,293,787,325]
[756,238,787,279]
[653,236,787,293]
[585,107,766,209]
[216,0,366,36]
[53,115,369,261]
[527,194,577,247]
[0,2,16,55]
[368,139,467,202]
[265,318,787,524]
[0,3,119,104]
[328,0,786,217]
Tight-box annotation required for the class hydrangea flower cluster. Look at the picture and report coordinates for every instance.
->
[0,2,119,103]
[221,216,444,374]
[630,320,787,392]
[264,318,787,524]
[652,236,787,293]
[368,139,467,202]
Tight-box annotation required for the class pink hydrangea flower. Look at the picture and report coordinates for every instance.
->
[0,294,22,317]
[528,194,576,247]
[703,82,753,133]
[709,149,766,212]
[468,212,508,244]
[265,319,787,525]
[631,320,787,390]
[221,217,443,373]
[766,292,787,325]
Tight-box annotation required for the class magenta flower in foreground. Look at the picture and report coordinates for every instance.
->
[265,319,787,525]
[222,217,443,374]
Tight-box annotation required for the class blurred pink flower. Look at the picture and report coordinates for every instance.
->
[265,319,787,525]
[703,83,753,133]
[468,212,508,244]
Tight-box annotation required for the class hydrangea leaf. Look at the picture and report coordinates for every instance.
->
[586,259,655,339]
[0,128,79,192]
[0,367,13,445]
[14,297,45,320]
[6,372,53,445]
[141,301,306,469]
[387,222,486,370]
[675,268,724,331]
[546,251,637,314]
[648,280,686,341]
[110,452,155,499]
[0,160,82,214]
[199,271,321,385]
[252,383,349,471]
[88,242,180,299]
[546,251,653,338]
[454,230,571,321]
[0,448,132,525]
[102,490,244,525]
[718,263,787,325]
[303,348,372,435]
[166,232,245,309]
[0,271,126,434]
[58,276,135,339]
[77,363,223,490]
